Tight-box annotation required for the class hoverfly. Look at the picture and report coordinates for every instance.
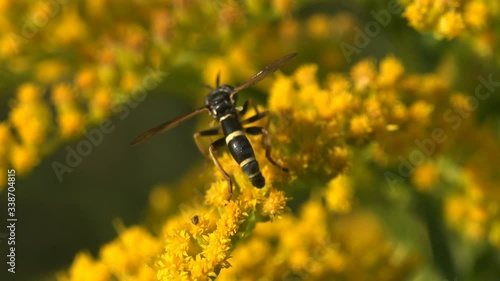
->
[131,53,297,200]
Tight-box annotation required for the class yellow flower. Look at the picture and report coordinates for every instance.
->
[350,60,376,92]
[269,74,295,112]
[149,185,174,213]
[17,83,42,104]
[205,180,231,207]
[76,68,97,90]
[294,64,318,88]
[54,6,88,44]
[325,175,352,214]
[411,161,439,191]
[279,18,300,40]
[289,248,309,270]
[409,100,434,125]
[35,60,68,83]
[90,88,112,121]
[10,107,50,146]
[464,1,488,29]
[10,144,38,176]
[9,83,52,146]
[273,0,294,15]
[218,200,246,236]
[58,110,85,139]
[100,226,160,278]
[390,103,408,124]
[437,11,465,39]
[445,195,467,227]
[120,71,141,92]
[377,56,405,87]
[52,84,75,107]
[404,3,427,31]
[350,114,372,138]
[0,122,13,156]
[58,252,111,281]
[307,14,330,39]
[261,189,288,218]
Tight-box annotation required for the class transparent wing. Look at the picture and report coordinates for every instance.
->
[130,107,208,145]
[231,53,297,95]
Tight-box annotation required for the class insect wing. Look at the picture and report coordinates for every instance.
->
[130,107,208,145]
[232,52,297,95]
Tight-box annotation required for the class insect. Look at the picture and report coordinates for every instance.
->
[130,53,297,200]
[191,215,199,225]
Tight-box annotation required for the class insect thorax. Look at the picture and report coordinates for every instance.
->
[205,85,236,120]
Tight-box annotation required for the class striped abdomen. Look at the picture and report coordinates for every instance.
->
[221,116,265,188]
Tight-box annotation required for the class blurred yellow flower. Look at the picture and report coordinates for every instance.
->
[411,161,439,191]
[54,7,88,44]
[409,100,434,124]
[58,110,85,139]
[100,226,159,279]
[307,14,330,39]
[350,114,372,138]
[269,74,295,112]
[0,122,13,156]
[89,88,112,121]
[35,60,68,83]
[76,68,97,90]
[52,84,75,106]
[464,1,488,29]
[377,56,405,87]
[350,60,376,92]
[10,144,38,175]
[438,11,465,39]
[325,175,353,214]
[59,252,111,281]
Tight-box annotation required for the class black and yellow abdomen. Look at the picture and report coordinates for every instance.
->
[221,115,265,188]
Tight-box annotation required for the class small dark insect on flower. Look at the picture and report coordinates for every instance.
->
[131,53,297,200]
[191,215,199,225]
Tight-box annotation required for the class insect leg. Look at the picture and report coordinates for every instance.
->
[238,99,260,116]
[208,137,233,200]
[241,111,268,125]
[245,126,289,172]
[193,126,221,157]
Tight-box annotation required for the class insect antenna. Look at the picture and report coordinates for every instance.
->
[215,71,221,87]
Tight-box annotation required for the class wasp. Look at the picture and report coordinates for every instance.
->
[131,53,297,200]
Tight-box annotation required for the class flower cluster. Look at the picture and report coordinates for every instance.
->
[58,226,160,281]
[403,0,490,39]
[402,0,500,60]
